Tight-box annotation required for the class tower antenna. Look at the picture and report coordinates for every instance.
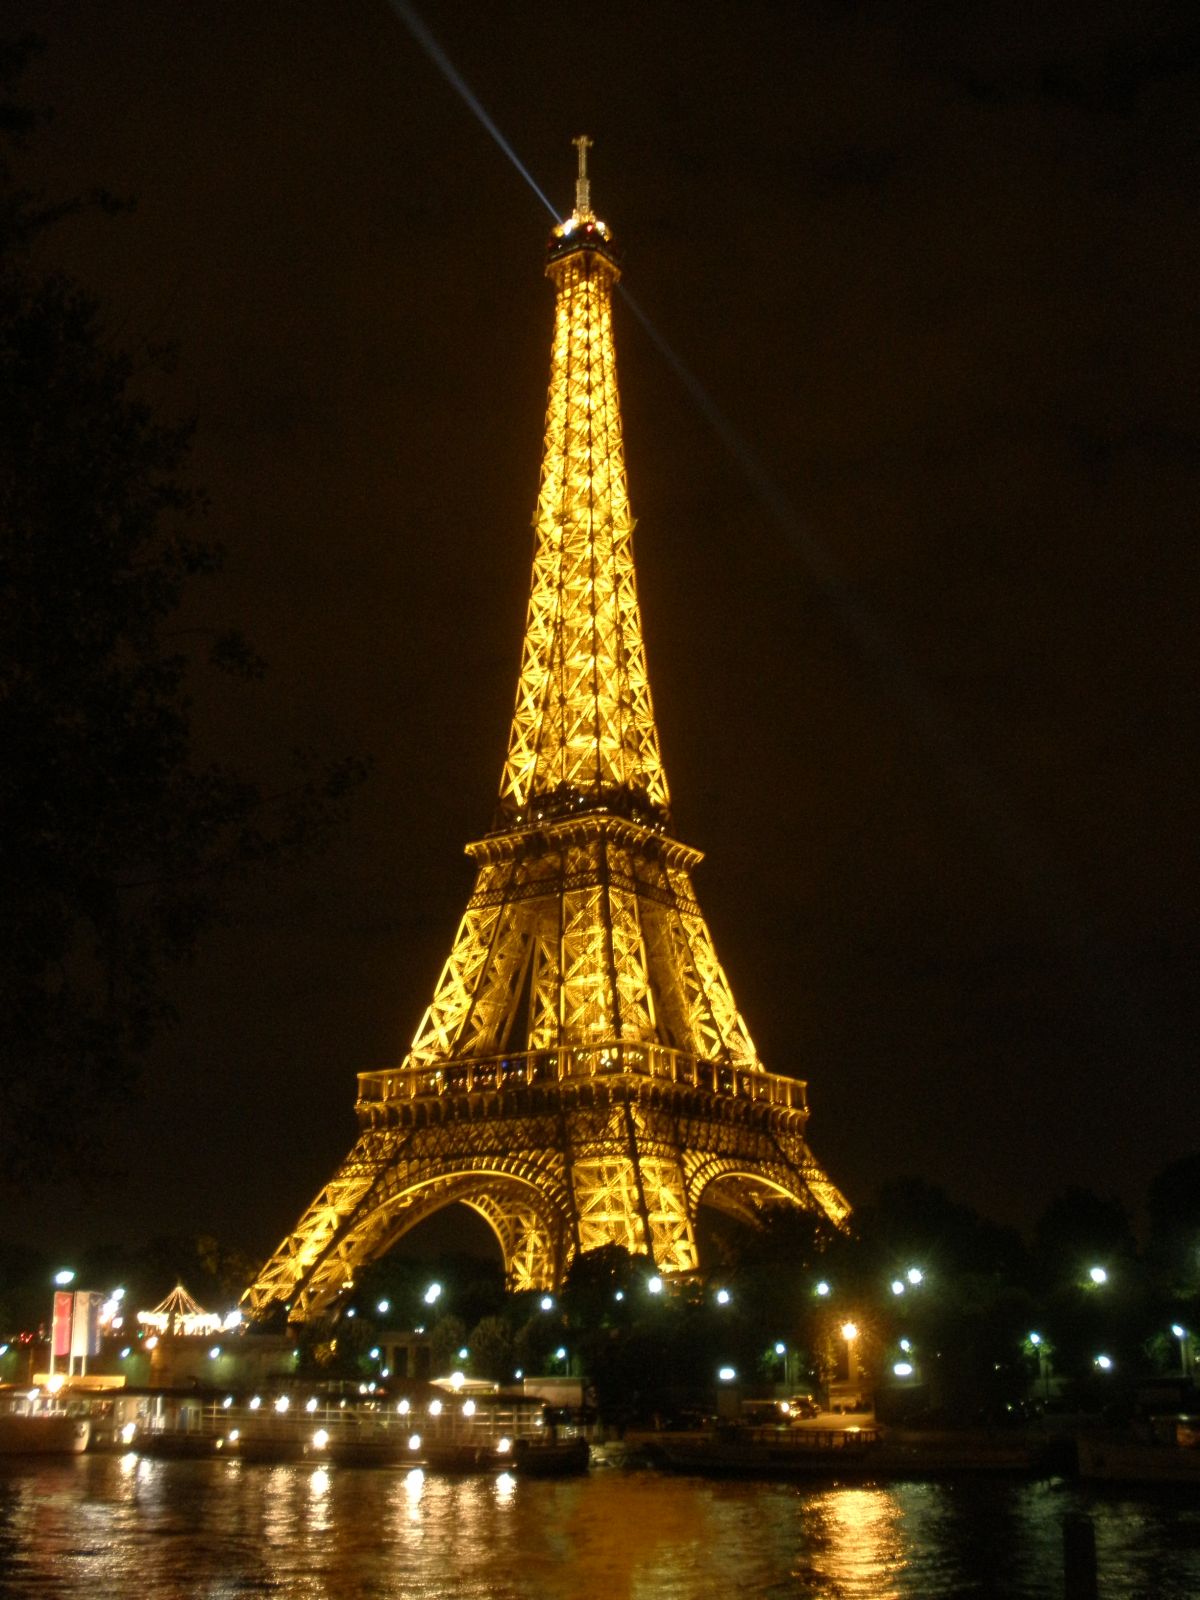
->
[572,133,594,220]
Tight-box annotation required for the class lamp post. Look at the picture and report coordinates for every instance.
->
[1028,1332,1051,1403]
[1171,1324,1191,1377]
[841,1321,859,1384]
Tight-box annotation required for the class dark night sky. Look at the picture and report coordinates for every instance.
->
[6,1,1197,1262]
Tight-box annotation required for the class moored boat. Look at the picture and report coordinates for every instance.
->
[652,1424,879,1479]
[511,1434,590,1476]
[1077,1429,1200,1487]
[0,1410,91,1455]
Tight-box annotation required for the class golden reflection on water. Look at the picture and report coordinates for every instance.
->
[798,1486,907,1598]
[2,1456,1197,1599]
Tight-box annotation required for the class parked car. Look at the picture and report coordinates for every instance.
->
[783,1395,821,1420]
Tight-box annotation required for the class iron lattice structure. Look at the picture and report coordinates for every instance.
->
[246,145,847,1320]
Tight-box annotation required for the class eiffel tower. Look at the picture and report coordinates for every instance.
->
[246,141,847,1320]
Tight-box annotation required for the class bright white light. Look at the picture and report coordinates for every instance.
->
[249,1396,261,1410]
[377,1299,390,1314]
[120,1422,136,1444]
[228,1428,239,1442]
[275,1396,290,1413]
[397,1399,410,1415]
[1095,1354,1114,1371]
[900,1339,912,1353]
[891,1280,905,1296]
[428,1400,443,1416]
[841,1322,858,1342]
[497,1437,512,1454]
[906,1268,924,1285]
[346,1307,357,1318]
[774,1342,786,1356]
[54,1269,75,1286]
[514,1369,523,1380]
[462,1400,476,1417]
[815,1281,831,1297]
[647,1276,663,1295]
[449,1371,465,1390]
[119,1346,131,1359]
[614,1290,624,1302]
[893,1361,914,1377]
[224,1309,242,1328]
[457,1346,469,1360]
[312,1429,329,1449]
[716,1289,731,1306]
[306,1397,319,1413]
[718,1366,736,1382]
[145,1336,158,1350]
[408,1434,422,1450]
[555,1347,567,1361]
[222,1396,233,1408]
[1089,1266,1108,1285]
[369,1347,380,1360]
[1029,1332,1042,1346]
[540,1295,554,1311]
[113,1287,126,1300]
[1172,1324,1186,1339]
[423,1283,442,1305]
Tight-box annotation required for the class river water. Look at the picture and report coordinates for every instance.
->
[1,1454,1197,1598]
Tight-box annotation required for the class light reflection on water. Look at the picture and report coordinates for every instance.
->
[0,1456,1197,1598]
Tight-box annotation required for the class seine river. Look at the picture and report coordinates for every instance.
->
[1,1454,1198,1598]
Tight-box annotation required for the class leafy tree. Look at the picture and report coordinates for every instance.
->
[1034,1187,1136,1289]
[428,1314,467,1376]
[0,42,361,1187]
[1147,1153,1200,1291]
[468,1314,513,1382]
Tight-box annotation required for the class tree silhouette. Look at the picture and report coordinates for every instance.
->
[0,42,362,1187]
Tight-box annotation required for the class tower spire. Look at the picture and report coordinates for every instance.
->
[572,132,594,220]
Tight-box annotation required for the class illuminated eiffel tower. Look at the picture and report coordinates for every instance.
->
[246,141,847,1320]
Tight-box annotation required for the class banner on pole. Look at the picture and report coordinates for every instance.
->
[70,1291,103,1359]
[52,1291,74,1359]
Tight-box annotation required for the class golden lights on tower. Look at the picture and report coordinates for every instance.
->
[244,142,847,1322]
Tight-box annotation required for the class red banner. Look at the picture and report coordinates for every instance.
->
[52,1291,73,1358]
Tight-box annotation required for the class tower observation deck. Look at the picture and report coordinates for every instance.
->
[245,143,847,1320]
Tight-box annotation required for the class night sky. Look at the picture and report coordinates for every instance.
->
[7,1,1197,1263]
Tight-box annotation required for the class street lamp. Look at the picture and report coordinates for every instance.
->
[54,1269,75,1287]
[1088,1266,1108,1286]
[423,1282,442,1306]
[1028,1332,1051,1401]
[1171,1324,1191,1375]
[814,1280,831,1298]
[841,1322,859,1385]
